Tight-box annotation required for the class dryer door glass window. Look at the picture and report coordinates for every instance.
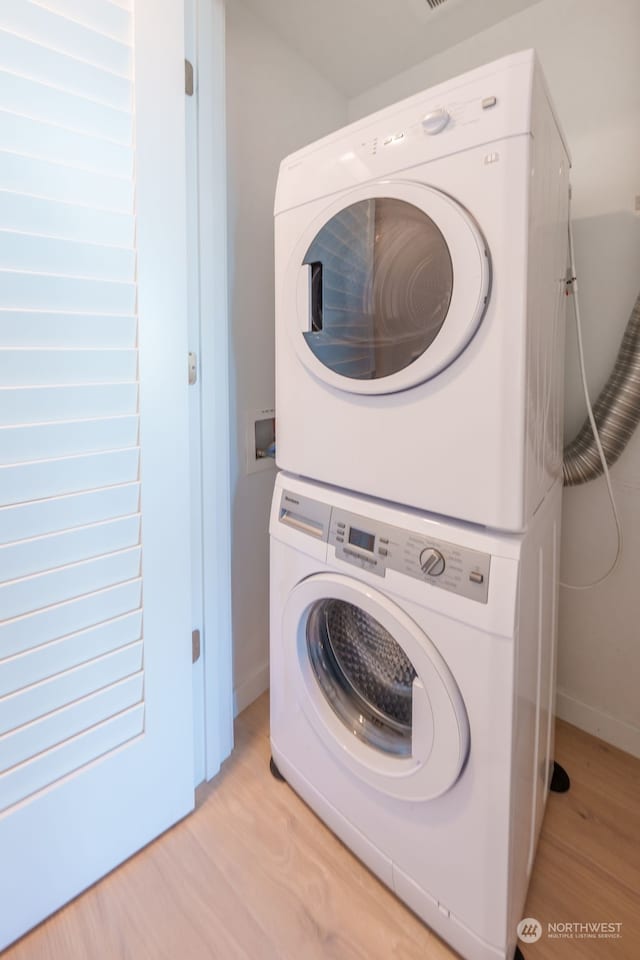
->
[303,198,453,380]
[306,598,416,756]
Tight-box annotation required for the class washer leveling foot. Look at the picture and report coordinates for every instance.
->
[550,761,571,793]
[269,756,286,782]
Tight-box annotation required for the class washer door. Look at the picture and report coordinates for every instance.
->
[285,180,490,396]
[284,573,469,801]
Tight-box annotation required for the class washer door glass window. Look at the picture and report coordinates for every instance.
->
[303,198,453,381]
[307,597,417,756]
[286,572,470,800]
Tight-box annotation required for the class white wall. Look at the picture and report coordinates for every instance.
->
[349,0,640,756]
[226,0,347,713]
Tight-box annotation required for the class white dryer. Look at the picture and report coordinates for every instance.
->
[274,50,570,531]
[270,470,562,960]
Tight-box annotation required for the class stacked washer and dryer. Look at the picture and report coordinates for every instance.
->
[269,51,570,960]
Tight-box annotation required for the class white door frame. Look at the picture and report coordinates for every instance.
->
[185,0,234,781]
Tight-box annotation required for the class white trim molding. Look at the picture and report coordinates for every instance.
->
[185,0,234,780]
[199,0,234,778]
[556,689,640,760]
[234,663,269,718]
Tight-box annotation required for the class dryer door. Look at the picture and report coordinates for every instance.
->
[286,180,490,395]
[283,573,469,801]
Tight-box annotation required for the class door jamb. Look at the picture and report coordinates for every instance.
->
[185,0,234,781]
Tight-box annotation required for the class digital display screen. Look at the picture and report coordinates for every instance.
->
[348,527,375,552]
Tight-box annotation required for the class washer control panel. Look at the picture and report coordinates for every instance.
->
[329,507,491,604]
[278,490,491,603]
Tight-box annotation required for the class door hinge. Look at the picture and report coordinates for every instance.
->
[188,351,197,385]
[185,59,194,97]
[192,629,201,663]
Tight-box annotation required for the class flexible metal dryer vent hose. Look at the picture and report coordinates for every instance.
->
[563,290,640,486]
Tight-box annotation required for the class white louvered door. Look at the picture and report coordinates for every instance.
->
[0,0,195,947]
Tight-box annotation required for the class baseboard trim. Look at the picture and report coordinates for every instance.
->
[556,689,640,759]
[233,663,269,717]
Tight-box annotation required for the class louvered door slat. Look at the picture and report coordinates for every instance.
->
[0,112,134,176]
[0,272,136,313]
[1,449,139,505]
[0,483,139,543]
[0,514,140,581]
[0,30,131,109]
[0,194,134,247]
[0,233,135,280]
[0,71,132,142]
[0,2,132,75]
[0,153,133,209]
[1,415,138,464]
[0,702,144,813]
[1,547,141,620]
[0,671,143,772]
[0,616,143,702]
[0,384,138,425]
[0,639,143,737]
[0,579,142,659]
[0,313,136,347]
[0,349,137,384]
[34,0,133,41]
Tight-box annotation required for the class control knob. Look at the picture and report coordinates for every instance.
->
[420,547,445,577]
[421,108,450,135]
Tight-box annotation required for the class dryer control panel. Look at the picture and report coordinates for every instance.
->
[278,489,490,603]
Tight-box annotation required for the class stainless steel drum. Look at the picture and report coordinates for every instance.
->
[306,598,417,756]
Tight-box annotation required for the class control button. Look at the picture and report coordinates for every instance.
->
[379,537,389,544]
[419,547,446,577]
[469,571,484,584]
[337,522,345,529]
[481,96,497,109]
[421,108,450,135]
[344,547,377,566]
[378,547,388,557]
[336,536,344,543]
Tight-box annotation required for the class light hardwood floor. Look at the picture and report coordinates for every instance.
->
[6,694,640,960]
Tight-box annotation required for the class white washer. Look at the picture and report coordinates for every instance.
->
[270,471,562,960]
[274,50,570,531]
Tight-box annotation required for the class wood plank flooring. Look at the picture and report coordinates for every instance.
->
[6,694,640,959]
